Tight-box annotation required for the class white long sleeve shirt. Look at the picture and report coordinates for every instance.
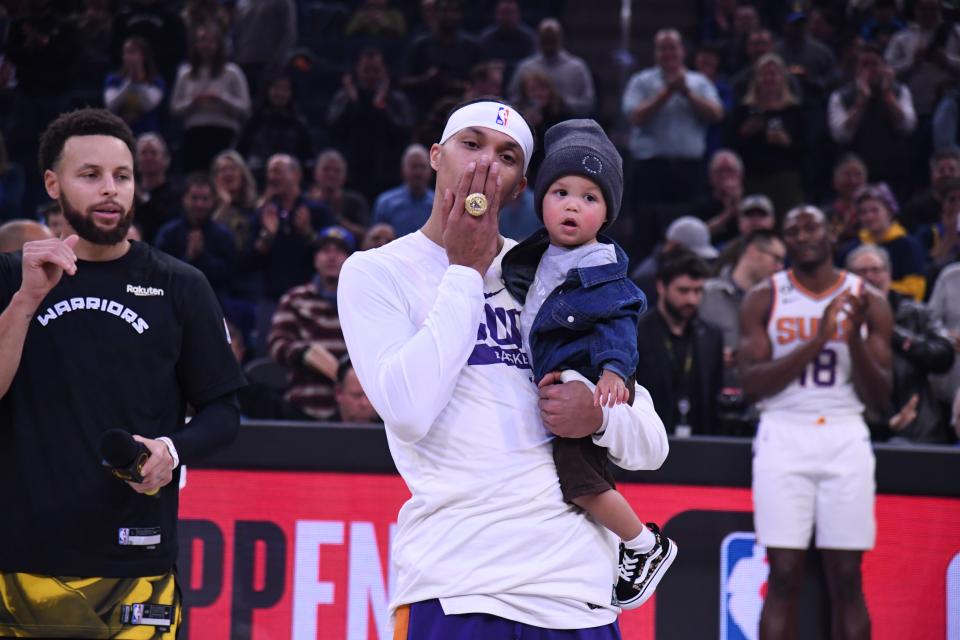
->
[338,231,669,631]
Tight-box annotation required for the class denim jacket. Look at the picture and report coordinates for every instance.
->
[501,228,647,383]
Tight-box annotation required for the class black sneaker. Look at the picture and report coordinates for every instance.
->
[614,523,677,610]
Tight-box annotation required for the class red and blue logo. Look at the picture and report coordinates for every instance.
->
[721,532,769,640]
[496,107,509,126]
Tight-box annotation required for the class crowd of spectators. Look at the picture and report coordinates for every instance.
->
[0,0,958,444]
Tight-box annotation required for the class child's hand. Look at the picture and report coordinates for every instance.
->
[594,371,628,408]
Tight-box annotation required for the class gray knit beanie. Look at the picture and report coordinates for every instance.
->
[533,119,623,230]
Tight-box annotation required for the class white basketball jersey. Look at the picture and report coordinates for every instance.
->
[760,270,865,418]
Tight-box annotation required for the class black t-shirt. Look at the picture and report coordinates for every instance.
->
[0,241,245,577]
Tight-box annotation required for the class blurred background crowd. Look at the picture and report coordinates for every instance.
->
[0,0,959,445]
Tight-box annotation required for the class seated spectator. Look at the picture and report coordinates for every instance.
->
[508,18,595,117]
[170,22,251,173]
[0,219,53,252]
[361,222,396,250]
[155,173,237,292]
[823,153,869,247]
[901,148,960,232]
[245,154,335,354]
[915,177,960,287]
[327,47,413,205]
[635,248,723,436]
[372,144,434,237]
[40,201,65,238]
[928,263,960,405]
[632,216,719,308]
[111,0,187,88]
[701,229,785,435]
[400,0,481,115]
[306,150,371,238]
[848,245,956,443]
[238,74,314,178]
[828,43,916,198]
[515,68,571,181]
[713,193,778,274]
[478,0,536,87]
[0,132,24,223]
[688,149,745,245]
[331,356,380,424]
[345,0,407,38]
[840,183,927,301]
[211,150,259,251]
[103,37,165,136]
[730,53,806,216]
[268,226,355,420]
[622,29,725,257]
[134,133,182,244]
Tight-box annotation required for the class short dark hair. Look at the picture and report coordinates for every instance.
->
[931,147,960,170]
[38,108,136,173]
[184,172,215,193]
[657,248,711,286]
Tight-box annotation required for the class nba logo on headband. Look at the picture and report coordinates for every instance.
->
[439,101,534,173]
[496,107,509,126]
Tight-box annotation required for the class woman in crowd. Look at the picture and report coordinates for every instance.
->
[305,149,370,237]
[515,68,571,182]
[211,149,259,251]
[730,53,805,219]
[171,22,251,172]
[103,37,166,136]
[238,74,314,179]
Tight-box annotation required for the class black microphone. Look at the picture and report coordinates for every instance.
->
[100,429,158,495]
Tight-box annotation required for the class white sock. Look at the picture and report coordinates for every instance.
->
[623,526,656,553]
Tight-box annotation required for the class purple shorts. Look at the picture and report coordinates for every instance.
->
[396,599,622,640]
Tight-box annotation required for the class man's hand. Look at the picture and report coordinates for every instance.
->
[127,435,174,494]
[443,156,503,276]
[889,393,919,431]
[303,343,339,380]
[19,235,80,306]
[260,204,280,235]
[538,371,603,437]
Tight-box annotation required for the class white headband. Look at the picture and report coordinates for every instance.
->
[439,101,534,173]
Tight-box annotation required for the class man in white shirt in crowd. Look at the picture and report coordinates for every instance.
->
[338,99,670,639]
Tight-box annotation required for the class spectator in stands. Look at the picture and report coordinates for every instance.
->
[465,62,505,101]
[170,22,251,173]
[509,19,596,117]
[372,144,434,237]
[238,74,314,178]
[0,219,53,252]
[731,28,806,102]
[73,0,115,106]
[230,0,297,100]
[701,229,785,435]
[345,0,407,38]
[515,68,571,181]
[622,29,724,256]
[103,37,165,136]
[478,0,536,87]
[40,202,65,238]
[632,216,719,308]
[328,47,413,205]
[860,0,905,49]
[331,356,380,424]
[361,222,396,250]
[932,85,960,152]
[776,10,836,108]
[111,0,188,88]
[848,245,956,443]
[828,43,916,198]
[840,183,927,301]
[718,4,761,76]
[401,0,481,115]
[928,262,960,405]
[0,132,24,223]
[701,0,737,46]
[730,53,806,216]
[694,43,733,162]
[901,148,960,232]
[245,154,335,354]
[823,153,870,248]
[268,226,354,420]
[155,173,237,292]
[714,193,778,272]
[134,133,182,244]
[635,249,723,436]
[915,177,960,286]
[211,150,258,251]
[689,149,745,245]
[306,150,371,238]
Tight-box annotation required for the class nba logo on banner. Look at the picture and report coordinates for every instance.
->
[720,532,769,640]
[948,552,960,640]
[496,107,509,126]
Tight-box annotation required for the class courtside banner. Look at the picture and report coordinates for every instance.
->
[178,470,960,640]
